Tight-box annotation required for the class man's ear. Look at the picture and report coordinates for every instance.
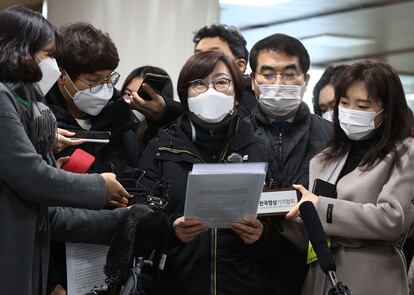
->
[305,73,310,85]
[300,73,310,100]
[235,59,247,73]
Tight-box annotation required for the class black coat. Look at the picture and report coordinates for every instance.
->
[45,84,143,176]
[249,102,333,295]
[138,114,290,295]
[252,102,332,189]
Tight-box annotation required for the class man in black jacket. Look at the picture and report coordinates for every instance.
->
[45,22,183,295]
[193,24,257,117]
[248,33,332,294]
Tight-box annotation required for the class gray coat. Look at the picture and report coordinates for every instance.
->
[302,138,414,295]
[0,83,122,295]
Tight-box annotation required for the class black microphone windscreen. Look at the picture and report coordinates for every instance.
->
[299,201,336,273]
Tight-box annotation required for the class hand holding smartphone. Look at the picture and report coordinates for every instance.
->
[137,73,170,101]
[70,130,111,143]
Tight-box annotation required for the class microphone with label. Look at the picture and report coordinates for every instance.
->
[299,201,352,295]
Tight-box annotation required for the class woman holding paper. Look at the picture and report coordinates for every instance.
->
[138,51,284,295]
[286,61,414,295]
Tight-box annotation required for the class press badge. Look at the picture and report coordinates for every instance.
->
[307,238,331,264]
[257,188,300,217]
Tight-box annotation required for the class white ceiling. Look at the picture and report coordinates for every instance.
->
[220,0,414,93]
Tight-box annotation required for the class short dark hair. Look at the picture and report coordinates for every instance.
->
[193,24,248,62]
[249,33,310,75]
[177,51,244,110]
[57,22,119,78]
[312,65,349,115]
[0,5,60,82]
[322,60,414,168]
[121,66,174,99]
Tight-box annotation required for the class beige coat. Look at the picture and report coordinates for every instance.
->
[300,137,414,295]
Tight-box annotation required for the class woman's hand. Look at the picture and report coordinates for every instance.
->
[285,184,318,220]
[100,173,131,207]
[129,84,166,122]
[54,128,85,153]
[173,216,208,243]
[230,216,263,244]
[55,156,69,169]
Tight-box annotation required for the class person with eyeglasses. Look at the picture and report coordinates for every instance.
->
[193,24,258,118]
[247,33,333,295]
[42,22,151,295]
[137,50,281,295]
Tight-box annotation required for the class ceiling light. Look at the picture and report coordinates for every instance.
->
[301,34,375,48]
[219,0,292,7]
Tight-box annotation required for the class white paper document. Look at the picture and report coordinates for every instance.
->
[66,243,109,295]
[184,162,267,228]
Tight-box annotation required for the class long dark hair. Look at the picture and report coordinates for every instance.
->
[121,66,174,99]
[0,5,60,82]
[322,60,414,168]
[312,65,349,115]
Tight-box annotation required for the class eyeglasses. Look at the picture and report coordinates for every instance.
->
[77,71,120,93]
[255,71,303,84]
[188,77,232,94]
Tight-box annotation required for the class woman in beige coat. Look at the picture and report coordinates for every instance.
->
[286,61,414,295]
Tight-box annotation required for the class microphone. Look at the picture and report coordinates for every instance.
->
[226,152,243,163]
[299,201,352,295]
[299,201,335,274]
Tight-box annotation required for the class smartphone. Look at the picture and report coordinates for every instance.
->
[70,130,111,143]
[137,73,170,101]
[61,148,95,173]
[312,179,337,198]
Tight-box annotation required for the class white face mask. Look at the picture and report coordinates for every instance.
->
[188,88,235,124]
[36,57,61,96]
[322,110,333,122]
[338,106,383,140]
[258,83,302,116]
[65,75,113,116]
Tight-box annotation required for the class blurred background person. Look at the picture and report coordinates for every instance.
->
[312,64,349,121]
[121,65,176,145]
[193,24,257,117]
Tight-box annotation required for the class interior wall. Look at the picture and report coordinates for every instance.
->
[47,0,219,99]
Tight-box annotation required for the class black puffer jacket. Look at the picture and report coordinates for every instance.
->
[138,113,290,295]
[252,102,332,189]
[45,84,142,175]
[45,84,143,292]
[249,102,333,295]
